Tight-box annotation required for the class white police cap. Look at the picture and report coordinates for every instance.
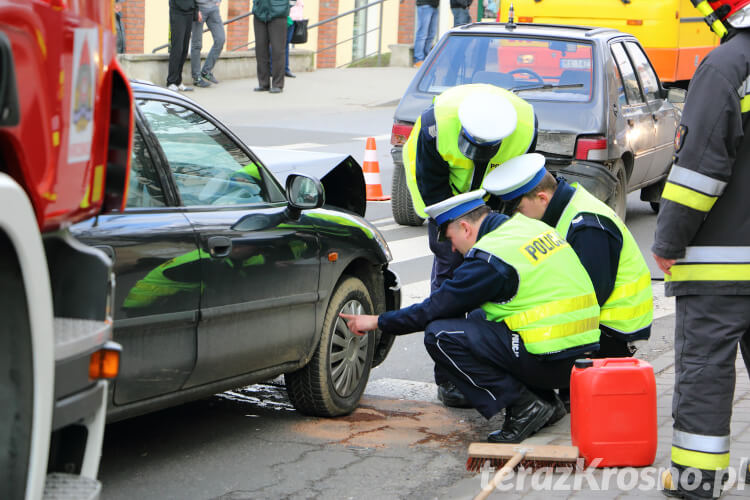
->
[424,189,487,226]
[483,153,548,201]
[458,91,517,145]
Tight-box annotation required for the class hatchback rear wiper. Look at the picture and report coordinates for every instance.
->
[510,83,583,93]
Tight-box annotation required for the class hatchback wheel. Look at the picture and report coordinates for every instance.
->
[607,160,628,221]
[391,163,425,226]
[285,276,375,417]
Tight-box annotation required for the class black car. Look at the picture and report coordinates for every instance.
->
[390,22,687,224]
[72,82,400,421]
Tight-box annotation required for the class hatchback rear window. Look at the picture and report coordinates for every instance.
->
[418,35,594,102]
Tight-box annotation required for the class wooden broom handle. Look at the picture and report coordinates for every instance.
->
[474,449,527,500]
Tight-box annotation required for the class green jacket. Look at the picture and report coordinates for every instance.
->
[253,0,290,22]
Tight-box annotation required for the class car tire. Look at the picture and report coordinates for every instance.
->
[607,160,628,222]
[285,276,375,417]
[650,201,660,213]
[391,163,425,227]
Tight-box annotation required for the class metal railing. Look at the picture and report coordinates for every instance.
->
[152,1,387,68]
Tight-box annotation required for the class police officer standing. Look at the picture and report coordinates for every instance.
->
[484,153,653,359]
[402,83,537,407]
[652,0,750,497]
[341,190,600,443]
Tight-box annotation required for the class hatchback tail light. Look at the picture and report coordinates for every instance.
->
[391,121,414,146]
[574,136,608,161]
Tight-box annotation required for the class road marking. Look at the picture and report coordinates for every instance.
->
[371,217,395,225]
[256,142,326,150]
[354,134,391,141]
[365,377,438,403]
[388,235,431,264]
[375,223,403,232]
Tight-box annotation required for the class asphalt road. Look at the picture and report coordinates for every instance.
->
[98,70,676,500]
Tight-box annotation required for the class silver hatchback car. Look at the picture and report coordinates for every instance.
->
[390,22,686,224]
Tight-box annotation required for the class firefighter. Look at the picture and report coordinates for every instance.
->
[484,153,653,359]
[402,83,537,407]
[340,190,600,443]
[652,0,750,497]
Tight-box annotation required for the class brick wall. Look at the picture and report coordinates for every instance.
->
[227,0,251,51]
[316,0,339,68]
[397,0,415,45]
[121,0,145,54]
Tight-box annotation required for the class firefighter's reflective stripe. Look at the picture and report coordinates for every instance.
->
[667,166,727,196]
[668,264,750,281]
[667,246,750,282]
[672,430,730,471]
[662,182,718,212]
[673,430,730,453]
[737,76,750,112]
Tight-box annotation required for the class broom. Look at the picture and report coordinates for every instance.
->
[466,443,580,500]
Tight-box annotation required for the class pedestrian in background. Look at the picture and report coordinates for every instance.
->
[167,0,200,92]
[651,0,750,497]
[413,0,438,68]
[115,0,126,54]
[191,0,225,88]
[285,0,304,78]
[450,0,471,27]
[253,0,289,93]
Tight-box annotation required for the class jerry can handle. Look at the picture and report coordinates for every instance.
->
[601,358,640,367]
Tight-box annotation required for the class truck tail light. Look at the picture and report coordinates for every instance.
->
[574,136,608,161]
[89,341,122,379]
[391,122,414,146]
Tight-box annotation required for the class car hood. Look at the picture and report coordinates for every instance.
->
[254,148,367,217]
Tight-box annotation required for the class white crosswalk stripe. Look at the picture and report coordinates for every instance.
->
[387,235,432,264]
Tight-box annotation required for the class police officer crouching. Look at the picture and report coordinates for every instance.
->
[484,153,653,358]
[340,190,601,443]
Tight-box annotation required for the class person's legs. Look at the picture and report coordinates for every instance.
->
[190,12,205,81]
[167,10,193,86]
[254,17,271,89]
[268,16,287,90]
[669,295,750,498]
[425,6,439,56]
[202,6,225,78]
[285,22,294,74]
[451,7,471,26]
[413,5,432,63]
[428,219,463,293]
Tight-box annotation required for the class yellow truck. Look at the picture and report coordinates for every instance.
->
[496,0,719,86]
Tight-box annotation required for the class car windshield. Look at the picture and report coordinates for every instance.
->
[418,35,594,102]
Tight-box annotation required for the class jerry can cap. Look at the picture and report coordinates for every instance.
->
[575,358,594,369]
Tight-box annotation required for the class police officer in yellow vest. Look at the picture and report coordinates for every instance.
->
[340,190,600,443]
[651,0,750,496]
[484,153,653,359]
[403,83,537,407]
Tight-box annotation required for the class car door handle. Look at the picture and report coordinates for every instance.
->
[207,236,232,258]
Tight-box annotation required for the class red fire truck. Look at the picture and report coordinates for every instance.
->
[0,1,132,498]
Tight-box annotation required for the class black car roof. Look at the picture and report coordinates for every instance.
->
[448,22,631,42]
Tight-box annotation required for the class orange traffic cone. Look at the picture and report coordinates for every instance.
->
[362,137,390,201]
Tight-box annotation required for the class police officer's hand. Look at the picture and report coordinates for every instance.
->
[652,253,676,275]
[339,313,378,336]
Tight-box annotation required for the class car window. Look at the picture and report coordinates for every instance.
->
[611,61,628,109]
[137,99,283,207]
[417,35,594,102]
[624,41,660,102]
[610,43,644,105]
[126,127,166,208]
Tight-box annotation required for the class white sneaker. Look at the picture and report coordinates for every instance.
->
[167,83,179,91]
[178,84,193,92]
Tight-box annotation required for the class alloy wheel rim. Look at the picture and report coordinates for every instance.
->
[329,299,368,396]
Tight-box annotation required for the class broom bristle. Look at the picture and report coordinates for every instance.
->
[466,456,577,473]
[466,443,579,473]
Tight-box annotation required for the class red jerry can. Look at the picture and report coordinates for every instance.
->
[570,357,657,467]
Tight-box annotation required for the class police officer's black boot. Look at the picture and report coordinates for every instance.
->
[437,381,472,408]
[487,386,555,443]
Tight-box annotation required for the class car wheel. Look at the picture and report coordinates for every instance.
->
[285,276,375,417]
[650,201,660,213]
[391,163,425,226]
[607,160,628,222]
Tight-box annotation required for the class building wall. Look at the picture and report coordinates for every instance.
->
[120,0,423,67]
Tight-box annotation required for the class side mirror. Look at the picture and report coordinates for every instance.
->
[666,88,686,104]
[285,173,325,218]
